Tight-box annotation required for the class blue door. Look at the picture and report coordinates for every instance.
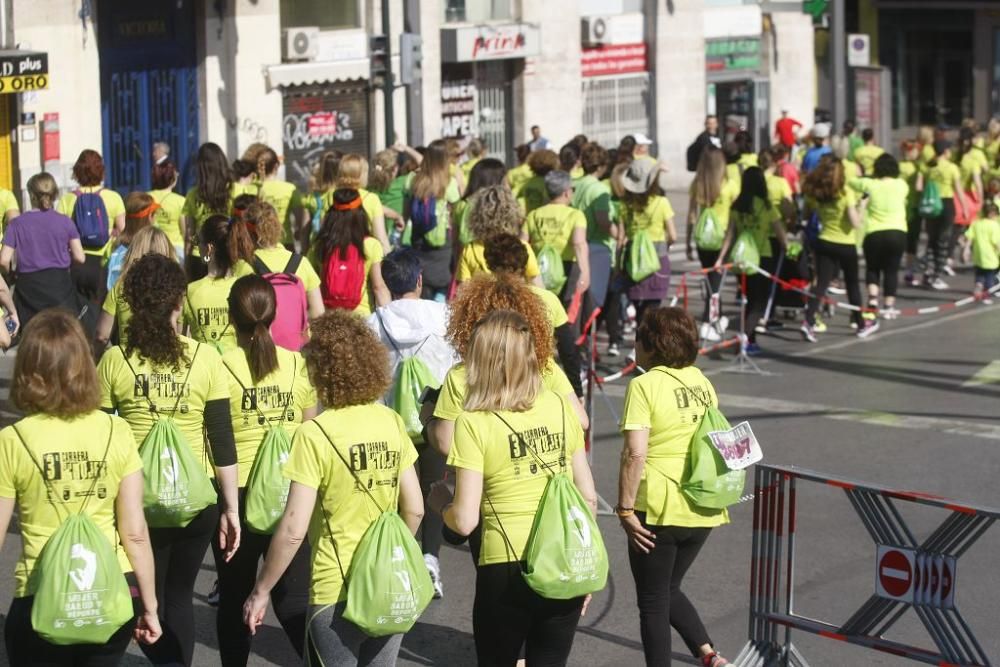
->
[98,0,199,194]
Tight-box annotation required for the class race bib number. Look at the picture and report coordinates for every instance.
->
[708,421,762,471]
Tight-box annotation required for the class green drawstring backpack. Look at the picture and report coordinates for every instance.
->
[694,208,725,251]
[314,422,433,637]
[15,417,134,645]
[121,345,217,528]
[536,243,567,294]
[223,358,298,534]
[657,370,745,510]
[730,228,761,275]
[487,398,608,600]
[377,312,440,440]
[626,229,662,283]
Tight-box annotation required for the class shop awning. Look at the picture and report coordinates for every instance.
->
[266,60,369,89]
[0,50,48,94]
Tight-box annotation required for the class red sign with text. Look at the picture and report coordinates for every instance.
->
[581,43,648,78]
[42,112,59,164]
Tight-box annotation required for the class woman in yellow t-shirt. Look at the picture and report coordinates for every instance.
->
[312,189,389,317]
[428,309,597,665]
[0,310,161,662]
[182,142,237,281]
[425,273,588,460]
[96,226,177,351]
[687,147,739,329]
[243,311,423,665]
[255,147,305,250]
[916,140,968,289]
[802,156,864,339]
[333,154,391,252]
[149,159,187,261]
[216,276,318,665]
[519,149,559,215]
[456,157,508,247]
[246,200,325,321]
[97,254,240,667]
[182,215,256,353]
[617,307,729,667]
[457,184,542,286]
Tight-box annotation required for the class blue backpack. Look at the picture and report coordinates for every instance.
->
[72,189,111,249]
[410,196,446,247]
[804,211,822,245]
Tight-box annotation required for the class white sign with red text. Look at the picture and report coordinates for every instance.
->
[442,23,541,63]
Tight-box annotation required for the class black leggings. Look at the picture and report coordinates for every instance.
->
[742,272,770,344]
[697,249,723,322]
[70,253,107,306]
[924,198,955,280]
[417,444,447,556]
[905,209,922,256]
[473,562,584,667]
[212,492,310,667]
[555,323,583,397]
[5,574,140,667]
[627,518,714,665]
[806,240,862,327]
[140,504,218,666]
[863,230,906,297]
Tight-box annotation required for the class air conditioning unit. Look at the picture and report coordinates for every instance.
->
[582,16,609,46]
[283,27,319,62]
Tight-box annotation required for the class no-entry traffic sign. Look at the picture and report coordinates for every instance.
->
[876,546,915,602]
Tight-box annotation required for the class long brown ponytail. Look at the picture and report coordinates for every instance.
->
[227,275,278,383]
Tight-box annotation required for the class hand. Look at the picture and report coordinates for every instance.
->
[394,218,406,231]
[243,588,270,636]
[134,610,162,645]
[219,509,241,562]
[576,275,590,294]
[713,259,723,271]
[427,479,455,514]
[686,244,695,262]
[619,513,656,553]
[580,594,593,617]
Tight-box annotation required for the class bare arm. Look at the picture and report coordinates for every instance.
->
[0,496,14,555]
[113,213,126,237]
[369,261,390,308]
[846,203,862,230]
[95,311,114,351]
[393,142,424,166]
[973,171,984,201]
[70,238,86,265]
[572,226,590,293]
[567,392,589,431]
[664,216,678,245]
[617,428,656,552]
[398,466,424,535]
[427,418,456,457]
[371,215,391,253]
[570,449,598,515]
[715,219,737,265]
[306,288,325,319]
[214,464,241,561]
[442,467,484,537]
[955,176,969,219]
[0,275,16,337]
[115,470,160,642]
[0,245,12,273]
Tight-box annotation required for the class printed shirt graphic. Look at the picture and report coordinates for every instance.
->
[0,412,142,596]
[183,263,255,353]
[258,180,303,246]
[56,187,126,258]
[433,361,575,422]
[449,391,584,565]
[283,406,418,605]
[525,203,587,261]
[221,347,317,487]
[98,336,230,471]
[621,195,675,243]
[456,240,540,282]
[620,366,729,528]
[148,189,186,249]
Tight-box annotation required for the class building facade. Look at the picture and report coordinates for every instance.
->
[2,0,816,198]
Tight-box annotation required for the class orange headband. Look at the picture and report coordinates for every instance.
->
[126,202,161,219]
[333,196,363,211]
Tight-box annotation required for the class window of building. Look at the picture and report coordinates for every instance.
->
[281,0,360,31]
[444,0,512,23]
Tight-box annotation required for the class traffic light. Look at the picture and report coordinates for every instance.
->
[370,34,389,86]
[399,32,423,86]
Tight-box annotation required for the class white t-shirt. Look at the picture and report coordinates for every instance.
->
[367,299,459,393]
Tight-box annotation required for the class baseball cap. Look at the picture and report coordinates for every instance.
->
[812,123,831,139]
[632,133,653,146]
[621,159,668,194]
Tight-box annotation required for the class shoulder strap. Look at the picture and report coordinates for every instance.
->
[118,345,156,414]
[12,414,115,520]
[118,344,199,417]
[252,256,271,276]
[284,252,303,275]
[654,368,712,410]
[312,420,386,514]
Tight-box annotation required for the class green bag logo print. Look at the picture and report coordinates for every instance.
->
[314,422,433,637]
[536,244,567,293]
[694,208,724,251]
[918,180,944,218]
[730,229,760,275]
[16,419,134,645]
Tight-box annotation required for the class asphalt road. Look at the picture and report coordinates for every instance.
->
[0,236,997,665]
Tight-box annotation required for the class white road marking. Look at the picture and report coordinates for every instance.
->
[962,360,1000,387]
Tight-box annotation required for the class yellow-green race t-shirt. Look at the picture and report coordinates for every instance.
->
[433,361,574,422]
[620,195,675,243]
[729,198,777,259]
[0,187,20,234]
[182,183,253,255]
[848,178,909,235]
[321,188,383,239]
[102,280,132,347]
[964,217,1000,270]
[148,189,186,250]
[255,246,321,292]
[449,390,584,564]
[456,240,540,283]
[806,190,858,246]
[525,203,587,261]
[258,180,303,247]
[56,187,126,257]
[220,347,317,487]
[620,365,729,528]
[183,262,254,353]
[0,412,143,596]
[927,158,961,199]
[283,406,418,604]
[853,145,885,176]
[530,284,568,329]
[98,337,230,472]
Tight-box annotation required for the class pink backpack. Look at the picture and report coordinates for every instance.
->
[253,254,309,351]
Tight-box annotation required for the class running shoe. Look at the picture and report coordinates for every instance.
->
[754,321,767,334]
[881,307,900,320]
[983,298,995,305]
[799,322,817,343]
[857,319,880,339]
[424,553,444,599]
[700,322,722,342]
[702,652,730,667]
[943,264,956,277]
[927,277,949,290]
[607,342,621,357]
[718,316,730,333]
[828,283,846,296]
[207,579,220,607]
[813,316,827,333]
[850,321,858,330]
[904,272,918,287]
[745,342,762,356]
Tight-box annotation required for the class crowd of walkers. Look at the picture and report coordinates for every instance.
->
[0,111,995,667]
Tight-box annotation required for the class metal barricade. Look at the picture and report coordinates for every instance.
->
[735,464,999,667]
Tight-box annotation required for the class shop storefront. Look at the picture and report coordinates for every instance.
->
[0,50,49,191]
[439,22,540,164]
[705,36,770,150]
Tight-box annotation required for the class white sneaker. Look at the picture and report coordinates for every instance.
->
[607,343,621,357]
[718,316,729,332]
[700,322,722,342]
[424,553,443,599]
[928,277,949,290]
[943,265,956,277]
[881,307,900,320]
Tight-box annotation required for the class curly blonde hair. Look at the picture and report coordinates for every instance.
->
[467,184,522,241]
[302,310,391,409]
[245,200,282,247]
[447,273,553,367]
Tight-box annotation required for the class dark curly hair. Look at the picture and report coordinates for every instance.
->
[637,307,699,368]
[123,254,189,368]
[447,273,553,367]
[483,233,528,275]
[302,310,390,409]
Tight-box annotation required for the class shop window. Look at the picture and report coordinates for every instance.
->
[281,0,360,31]
[444,0,512,23]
